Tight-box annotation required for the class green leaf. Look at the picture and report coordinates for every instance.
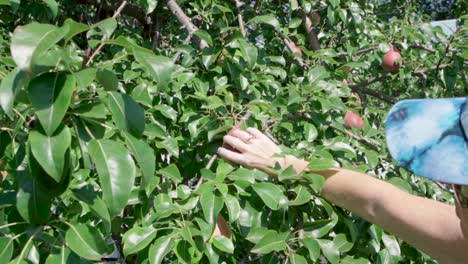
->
[139,0,157,14]
[96,69,119,91]
[148,236,174,264]
[16,166,52,224]
[199,184,224,225]
[288,184,312,206]
[123,225,158,256]
[11,23,68,71]
[71,186,111,233]
[250,230,287,254]
[212,236,234,254]
[317,239,340,264]
[29,125,71,182]
[88,139,136,216]
[302,237,320,262]
[194,30,213,46]
[387,177,412,194]
[289,254,307,264]
[248,15,280,30]
[237,39,258,68]
[224,194,240,222]
[43,0,58,18]
[154,104,178,121]
[306,157,339,171]
[252,182,287,210]
[0,237,14,263]
[382,233,401,257]
[153,193,177,218]
[74,67,96,90]
[156,137,179,158]
[65,223,109,261]
[133,50,175,91]
[91,18,117,38]
[63,18,89,43]
[124,133,155,188]
[45,246,80,264]
[307,66,330,83]
[0,68,28,118]
[328,0,339,8]
[158,163,182,183]
[27,72,76,136]
[106,91,145,138]
[333,233,353,253]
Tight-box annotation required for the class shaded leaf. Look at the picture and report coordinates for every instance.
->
[96,69,119,91]
[65,223,109,261]
[106,91,145,138]
[124,132,155,188]
[29,125,71,182]
[0,69,28,118]
[27,72,75,136]
[88,139,136,216]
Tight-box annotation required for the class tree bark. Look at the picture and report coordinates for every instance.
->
[166,0,208,49]
[302,11,320,51]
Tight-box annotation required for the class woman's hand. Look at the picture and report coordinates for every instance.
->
[217,127,308,174]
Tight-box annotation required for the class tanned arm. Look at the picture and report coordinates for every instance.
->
[218,127,468,263]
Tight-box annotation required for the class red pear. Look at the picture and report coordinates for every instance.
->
[382,46,402,72]
[344,110,364,129]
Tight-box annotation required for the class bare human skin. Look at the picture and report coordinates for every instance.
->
[217,127,468,263]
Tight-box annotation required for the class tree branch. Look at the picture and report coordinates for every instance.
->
[79,0,146,25]
[85,1,127,66]
[301,10,320,51]
[276,31,307,69]
[349,85,397,104]
[166,0,208,49]
[335,46,377,57]
[233,0,246,37]
[435,28,459,72]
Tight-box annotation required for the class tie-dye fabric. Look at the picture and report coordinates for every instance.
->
[385,97,468,185]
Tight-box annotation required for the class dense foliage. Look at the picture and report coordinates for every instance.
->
[0,0,466,263]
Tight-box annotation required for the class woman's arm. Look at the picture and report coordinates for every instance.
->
[218,127,468,263]
[319,168,468,263]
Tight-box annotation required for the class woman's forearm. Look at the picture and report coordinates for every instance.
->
[318,168,468,263]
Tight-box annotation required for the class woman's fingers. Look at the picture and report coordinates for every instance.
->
[246,127,268,140]
[217,147,246,165]
[230,129,255,143]
[223,135,249,152]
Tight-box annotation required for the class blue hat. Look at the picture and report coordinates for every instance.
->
[385,97,468,185]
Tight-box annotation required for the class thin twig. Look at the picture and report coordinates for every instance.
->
[166,0,208,49]
[276,31,307,69]
[233,0,246,37]
[435,27,461,72]
[409,44,436,53]
[349,85,397,104]
[332,125,380,151]
[85,1,128,66]
[335,46,377,57]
